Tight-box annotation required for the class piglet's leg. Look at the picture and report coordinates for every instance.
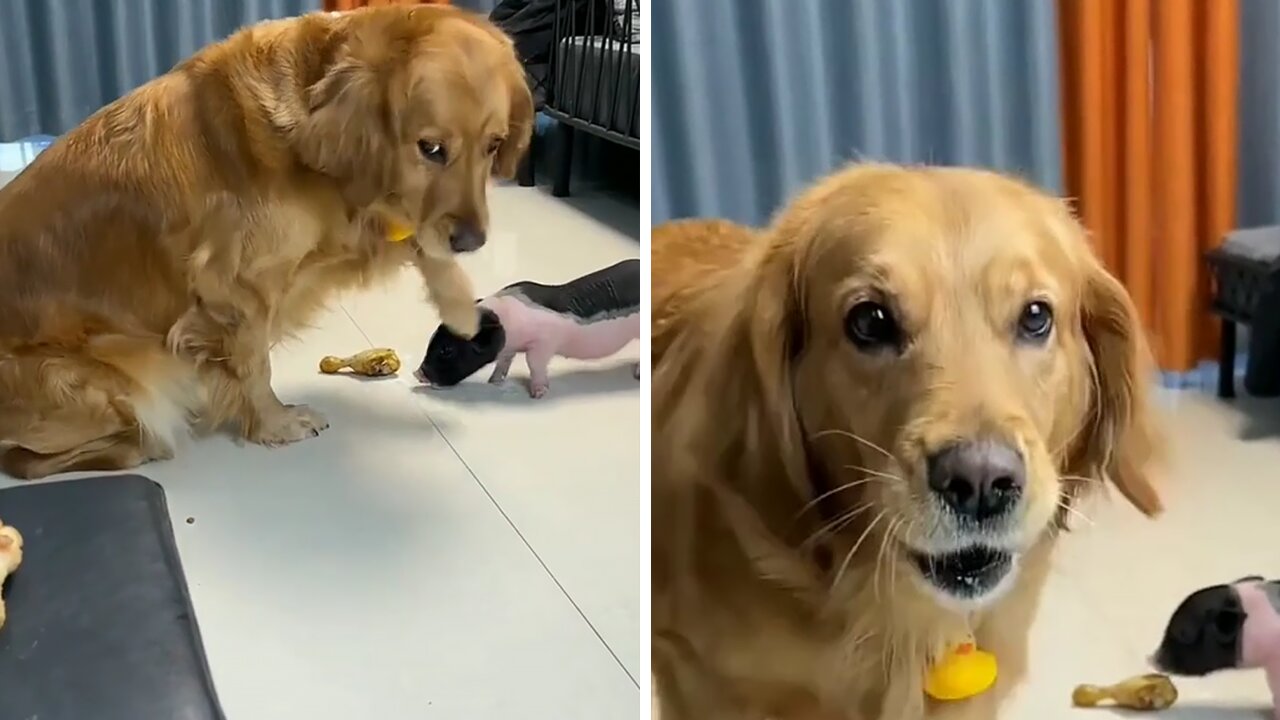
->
[488,352,516,385]
[1266,663,1280,720]
[525,346,554,399]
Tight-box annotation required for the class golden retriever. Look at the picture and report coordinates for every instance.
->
[0,6,533,479]
[651,164,1163,720]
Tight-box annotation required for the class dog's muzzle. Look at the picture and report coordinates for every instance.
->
[448,222,486,253]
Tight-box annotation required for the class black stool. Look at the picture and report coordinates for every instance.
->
[1206,226,1280,399]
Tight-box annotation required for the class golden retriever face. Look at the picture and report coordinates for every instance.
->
[297,9,534,256]
[699,164,1161,610]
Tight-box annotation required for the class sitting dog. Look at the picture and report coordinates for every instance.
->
[0,6,533,478]
[651,164,1163,719]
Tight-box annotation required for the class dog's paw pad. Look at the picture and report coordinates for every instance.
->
[252,405,329,446]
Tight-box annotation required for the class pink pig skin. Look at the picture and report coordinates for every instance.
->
[481,294,640,398]
[1236,581,1280,719]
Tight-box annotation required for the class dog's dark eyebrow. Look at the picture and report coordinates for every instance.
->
[836,274,897,311]
[835,259,894,294]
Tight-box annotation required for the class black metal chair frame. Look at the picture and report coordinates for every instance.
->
[538,0,640,196]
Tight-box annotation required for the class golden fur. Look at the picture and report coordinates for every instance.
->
[651,164,1162,719]
[0,6,533,479]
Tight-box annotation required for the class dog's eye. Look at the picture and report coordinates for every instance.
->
[418,140,447,165]
[1017,301,1054,342]
[845,301,900,351]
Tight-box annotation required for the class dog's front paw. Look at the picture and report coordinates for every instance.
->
[249,404,329,447]
[443,306,480,340]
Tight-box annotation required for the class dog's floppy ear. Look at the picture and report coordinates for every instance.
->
[295,43,394,206]
[652,231,825,596]
[1073,258,1164,516]
[494,67,534,179]
[739,239,811,497]
[655,233,810,501]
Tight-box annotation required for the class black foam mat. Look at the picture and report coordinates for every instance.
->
[0,474,224,720]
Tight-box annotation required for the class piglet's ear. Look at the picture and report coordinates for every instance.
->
[475,311,506,353]
[1212,607,1245,641]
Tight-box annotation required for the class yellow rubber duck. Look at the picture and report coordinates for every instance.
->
[385,219,414,243]
[924,638,998,701]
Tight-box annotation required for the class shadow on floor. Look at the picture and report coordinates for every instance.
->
[411,362,640,407]
[1221,392,1280,441]
[1101,702,1269,718]
[520,125,640,242]
[533,183,640,243]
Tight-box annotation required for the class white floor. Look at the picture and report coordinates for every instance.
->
[0,183,641,720]
[1005,387,1277,718]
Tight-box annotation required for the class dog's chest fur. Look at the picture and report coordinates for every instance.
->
[656,506,1056,719]
[267,204,404,338]
[184,192,410,342]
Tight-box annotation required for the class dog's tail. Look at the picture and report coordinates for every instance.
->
[0,332,201,478]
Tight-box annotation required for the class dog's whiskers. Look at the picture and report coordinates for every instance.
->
[843,629,876,658]
[801,502,876,549]
[1051,413,1093,459]
[832,508,890,590]
[792,475,892,522]
[1056,498,1094,527]
[872,515,904,603]
[811,428,894,461]
[890,519,914,593]
[842,464,902,482]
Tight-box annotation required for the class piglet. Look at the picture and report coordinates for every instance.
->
[1152,576,1280,719]
[416,258,640,398]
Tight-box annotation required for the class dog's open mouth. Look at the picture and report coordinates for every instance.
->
[910,546,1014,600]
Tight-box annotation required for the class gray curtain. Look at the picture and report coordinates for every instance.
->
[652,0,1063,226]
[1240,1,1280,229]
[0,0,320,141]
[453,0,499,12]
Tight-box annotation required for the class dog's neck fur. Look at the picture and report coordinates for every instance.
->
[654,441,1060,719]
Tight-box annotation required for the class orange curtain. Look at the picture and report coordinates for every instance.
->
[324,0,448,9]
[1058,0,1239,372]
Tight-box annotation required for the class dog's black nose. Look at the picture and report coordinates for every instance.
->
[449,222,486,253]
[927,440,1025,521]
